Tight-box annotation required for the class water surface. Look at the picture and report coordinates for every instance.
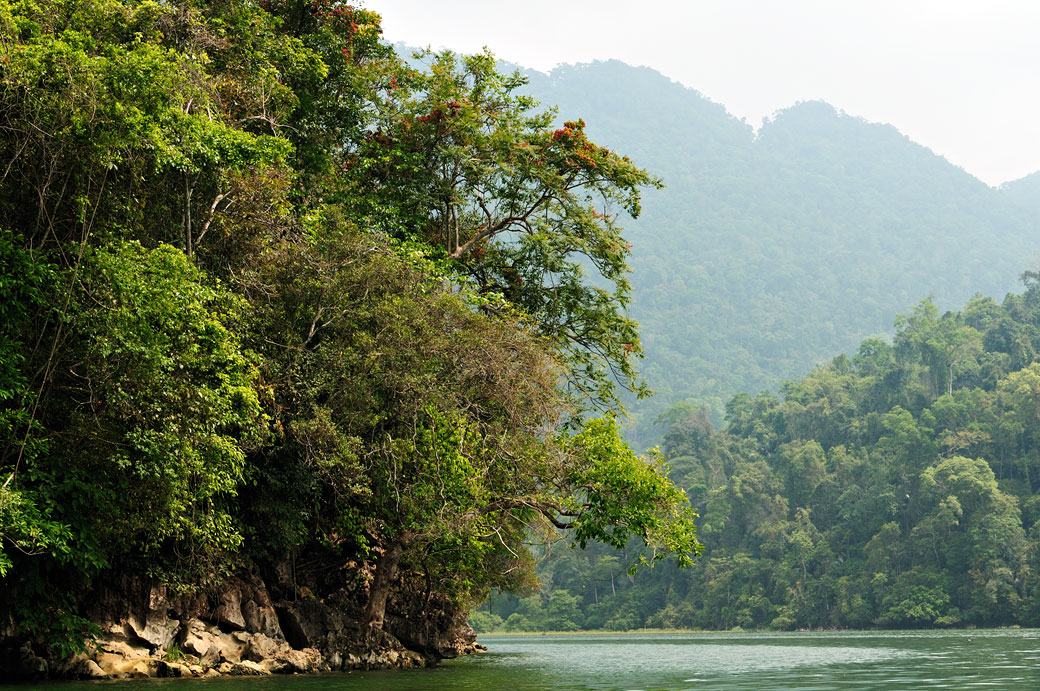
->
[10,629,1040,689]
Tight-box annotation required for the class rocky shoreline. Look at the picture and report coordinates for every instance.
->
[2,571,484,681]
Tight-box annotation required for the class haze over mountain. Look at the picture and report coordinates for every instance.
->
[518,60,1040,442]
[380,0,1040,187]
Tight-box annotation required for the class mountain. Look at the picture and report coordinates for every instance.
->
[520,60,1040,444]
[1000,170,1040,215]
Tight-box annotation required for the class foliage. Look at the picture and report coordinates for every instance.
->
[0,227,63,577]
[562,418,699,567]
[0,0,696,653]
[526,289,1040,631]
[344,49,660,413]
[64,242,264,564]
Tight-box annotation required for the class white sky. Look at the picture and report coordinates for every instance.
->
[373,0,1040,187]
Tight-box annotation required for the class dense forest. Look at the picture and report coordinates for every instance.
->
[518,60,1040,443]
[478,283,1040,632]
[8,0,1040,670]
[0,0,697,669]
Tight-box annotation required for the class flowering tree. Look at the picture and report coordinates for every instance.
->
[346,50,662,413]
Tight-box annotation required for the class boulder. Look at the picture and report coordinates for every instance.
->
[242,597,283,639]
[216,588,247,631]
[17,641,48,677]
[243,632,283,662]
[73,658,107,679]
[218,659,269,676]
[179,620,246,663]
[262,645,323,674]
[128,613,179,651]
[158,661,191,678]
[94,652,129,677]
[123,658,157,678]
[180,620,217,661]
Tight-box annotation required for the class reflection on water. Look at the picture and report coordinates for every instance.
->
[8,629,1040,690]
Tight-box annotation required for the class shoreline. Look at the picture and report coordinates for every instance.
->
[476,625,1018,638]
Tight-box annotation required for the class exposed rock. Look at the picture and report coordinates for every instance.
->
[180,619,217,661]
[17,640,48,677]
[94,651,129,676]
[128,661,151,678]
[124,585,176,650]
[386,572,482,659]
[260,644,323,674]
[159,660,191,677]
[244,631,283,662]
[128,613,180,651]
[153,659,186,677]
[216,588,247,631]
[218,659,269,676]
[276,599,345,649]
[180,619,249,664]
[73,658,107,679]
[0,564,480,680]
[99,630,150,661]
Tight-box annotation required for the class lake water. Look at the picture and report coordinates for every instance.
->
[12,629,1040,689]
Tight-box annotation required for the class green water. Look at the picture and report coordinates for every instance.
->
[11,629,1040,689]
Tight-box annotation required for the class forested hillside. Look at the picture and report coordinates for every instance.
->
[479,283,1040,632]
[1001,171,1040,216]
[522,61,1040,442]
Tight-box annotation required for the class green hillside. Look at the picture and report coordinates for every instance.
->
[481,283,1040,632]
[468,58,1040,634]
[1000,170,1040,215]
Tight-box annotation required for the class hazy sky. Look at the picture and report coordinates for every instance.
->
[375,0,1040,187]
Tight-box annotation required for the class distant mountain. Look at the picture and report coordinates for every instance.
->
[1000,170,1040,215]
[519,60,1040,444]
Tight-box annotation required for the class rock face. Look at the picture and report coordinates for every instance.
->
[0,566,479,681]
[386,575,484,659]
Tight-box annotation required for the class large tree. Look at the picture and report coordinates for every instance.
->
[344,49,661,412]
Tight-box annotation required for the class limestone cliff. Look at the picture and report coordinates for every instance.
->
[0,563,482,680]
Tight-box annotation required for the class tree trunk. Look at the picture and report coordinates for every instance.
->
[364,541,404,629]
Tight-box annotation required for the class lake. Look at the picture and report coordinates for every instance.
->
[11,629,1040,689]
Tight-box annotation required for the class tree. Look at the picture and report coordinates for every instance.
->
[345,49,661,412]
[3,241,265,647]
[775,441,826,509]
[896,300,983,398]
[45,243,263,572]
[920,455,1027,622]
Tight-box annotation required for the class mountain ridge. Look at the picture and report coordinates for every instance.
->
[516,59,1040,440]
